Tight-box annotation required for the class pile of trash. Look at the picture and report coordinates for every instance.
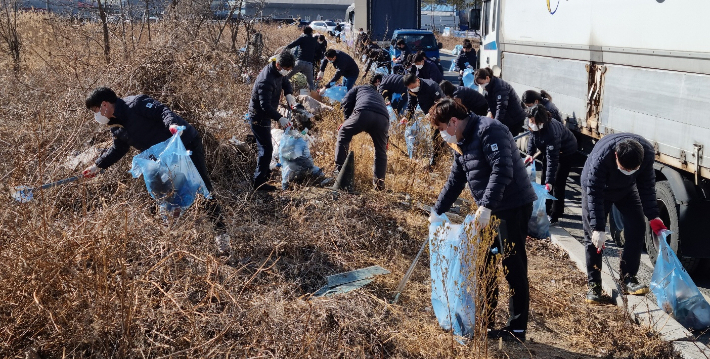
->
[271,127,324,190]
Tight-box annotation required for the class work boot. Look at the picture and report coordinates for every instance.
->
[488,327,526,342]
[623,276,650,295]
[215,233,231,256]
[586,282,603,305]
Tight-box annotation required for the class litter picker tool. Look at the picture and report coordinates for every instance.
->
[11,170,103,203]
[392,236,428,304]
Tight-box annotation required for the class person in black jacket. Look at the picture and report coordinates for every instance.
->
[248,51,297,192]
[363,47,392,76]
[580,133,667,304]
[317,49,360,91]
[439,80,488,116]
[335,84,390,190]
[456,40,477,86]
[522,90,562,122]
[474,68,526,136]
[313,35,328,80]
[403,74,443,167]
[82,87,230,254]
[372,73,407,114]
[285,26,319,91]
[523,105,577,224]
[409,51,443,84]
[429,98,537,342]
[392,39,411,75]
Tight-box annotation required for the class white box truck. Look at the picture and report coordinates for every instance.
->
[475,0,710,272]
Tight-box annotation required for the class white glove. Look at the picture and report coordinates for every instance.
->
[317,71,324,80]
[278,117,291,128]
[428,208,447,224]
[285,94,296,108]
[318,88,327,95]
[592,231,606,252]
[475,206,492,229]
[82,165,99,179]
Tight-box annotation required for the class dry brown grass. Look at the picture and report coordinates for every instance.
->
[0,12,678,358]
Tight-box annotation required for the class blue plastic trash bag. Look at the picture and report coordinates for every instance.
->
[387,105,398,126]
[462,68,476,89]
[323,85,348,103]
[375,66,389,76]
[429,214,477,337]
[527,163,557,238]
[527,159,537,182]
[452,44,463,55]
[278,128,324,190]
[129,126,210,213]
[404,109,432,159]
[650,230,710,330]
[448,61,457,72]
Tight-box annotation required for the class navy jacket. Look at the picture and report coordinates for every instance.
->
[342,85,389,120]
[96,95,197,169]
[434,114,537,214]
[580,133,659,231]
[484,76,526,130]
[364,48,391,74]
[456,49,477,71]
[410,59,443,83]
[407,78,442,115]
[320,50,360,86]
[378,74,407,99]
[394,46,411,63]
[452,86,488,116]
[315,40,327,62]
[541,98,562,122]
[526,119,578,184]
[286,34,319,63]
[248,61,293,125]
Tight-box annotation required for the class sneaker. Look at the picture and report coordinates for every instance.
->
[215,233,231,256]
[488,327,526,342]
[623,276,650,295]
[586,282,604,305]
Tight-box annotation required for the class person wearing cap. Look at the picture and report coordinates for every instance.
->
[248,51,297,192]
[580,133,667,304]
[428,98,537,342]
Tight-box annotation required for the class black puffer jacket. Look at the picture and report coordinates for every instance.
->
[315,40,327,62]
[286,34,319,62]
[541,98,562,122]
[410,59,443,83]
[342,85,389,120]
[96,95,198,169]
[452,86,488,116]
[378,74,407,99]
[484,76,526,131]
[248,61,293,125]
[580,133,659,231]
[456,49,477,71]
[407,78,442,115]
[320,50,360,86]
[433,114,537,214]
[526,119,578,184]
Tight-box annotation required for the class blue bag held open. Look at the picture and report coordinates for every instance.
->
[129,126,210,214]
[429,214,477,338]
[462,68,476,89]
[650,230,710,330]
[527,162,556,238]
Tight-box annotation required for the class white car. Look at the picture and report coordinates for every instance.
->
[309,20,338,35]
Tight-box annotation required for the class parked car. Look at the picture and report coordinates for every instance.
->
[390,29,444,73]
[309,20,338,35]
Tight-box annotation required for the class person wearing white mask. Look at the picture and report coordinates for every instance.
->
[580,133,667,305]
[523,104,577,225]
[83,87,230,255]
[474,67,526,136]
[248,50,296,192]
[428,98,537,342]
[409,51,442,83]
[401,73,443,167]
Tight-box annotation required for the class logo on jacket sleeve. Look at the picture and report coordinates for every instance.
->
[548,145,554,151]
[491,143,498,151]
[497,95,501,100]
[146,103,154,108]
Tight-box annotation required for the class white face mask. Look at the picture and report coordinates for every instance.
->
[618,166,639,176]
[410,86,420,93]
[279,69,289,76]
[415,64,424,69]
[528,120,543,132]
[94,111,110,125]
[440,128,457,143]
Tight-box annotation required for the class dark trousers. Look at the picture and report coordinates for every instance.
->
[484,203,533,331]
[549,153,574,220]
[582,187,646,284]
[184,136,225,231]
[250,119,273,186]
[335,110,389,180]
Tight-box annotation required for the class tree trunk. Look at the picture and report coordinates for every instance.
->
[96,0,111,64]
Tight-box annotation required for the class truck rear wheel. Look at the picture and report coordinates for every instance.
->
[644,180,700,274]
